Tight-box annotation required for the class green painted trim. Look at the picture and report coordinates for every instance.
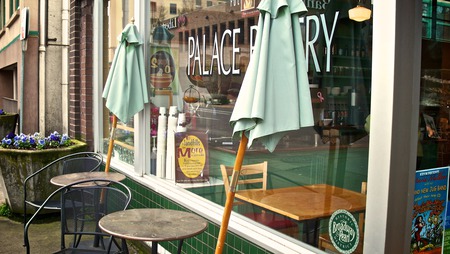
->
[28,30,39,37]
[0,30,39,54]
[0,35,19,53]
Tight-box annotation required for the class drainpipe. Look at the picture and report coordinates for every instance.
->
[62,0,69,133]
[38,0,47,133]
[19,7,30,134]
[20,43,25,133]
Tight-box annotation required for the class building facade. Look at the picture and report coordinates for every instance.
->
[0,0,96,148]
[2,0,450,253]
[98,1,449,253]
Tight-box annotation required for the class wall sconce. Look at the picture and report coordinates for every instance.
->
[349,1,372,22]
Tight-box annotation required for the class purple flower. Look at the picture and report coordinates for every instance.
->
[1,131,73,150]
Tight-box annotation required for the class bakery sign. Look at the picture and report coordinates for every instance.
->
[328,209,360,254]
[187,11,340,78]
[175,132,209,183]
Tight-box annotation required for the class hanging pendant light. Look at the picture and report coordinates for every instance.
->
[349,0,372,22]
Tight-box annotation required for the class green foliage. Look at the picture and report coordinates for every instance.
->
[0,203,12,217]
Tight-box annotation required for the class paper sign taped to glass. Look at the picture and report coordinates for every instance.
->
[149,44,180,94]
[412,167,449,253]
[175,131,209,183]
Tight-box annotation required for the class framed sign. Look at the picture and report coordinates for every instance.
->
[175,131,209,183]
[20,7,29,41]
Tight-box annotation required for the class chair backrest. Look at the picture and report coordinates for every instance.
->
[220,161,268,195]
[23,152,103,215]
[359,181,367,236]
[24,178,131,254]
[62,154,103,174]
[60,179,131,250]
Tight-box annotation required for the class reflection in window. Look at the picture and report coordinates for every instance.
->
[170,3,177,15]
[418,0,450,170]
[422,0,450,41]
[147,1,371,248]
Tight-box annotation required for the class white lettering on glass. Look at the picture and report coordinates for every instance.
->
[210,32,221,75]
[232,28,241,75]
[305,15,320,72]
[220,29,231,75]
[187,11,339,76]
[321,12,339,72]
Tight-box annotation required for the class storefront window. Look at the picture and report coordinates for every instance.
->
[418,0,450,170]
[146,0,372,249]
[409,1,450,252]
[102,2,135,166]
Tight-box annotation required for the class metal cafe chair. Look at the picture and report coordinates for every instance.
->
[220,162,299,238]
[24,178,132,254]
[23,152,103,227]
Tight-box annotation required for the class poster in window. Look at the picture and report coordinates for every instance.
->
[175,131,209,183]
[411,167,449,254]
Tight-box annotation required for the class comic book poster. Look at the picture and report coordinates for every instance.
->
[411,167,449,254]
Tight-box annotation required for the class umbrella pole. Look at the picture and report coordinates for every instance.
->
[215,134,248,254]
[104,115,118,172]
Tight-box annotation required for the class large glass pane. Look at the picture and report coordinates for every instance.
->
[148,0,371,248]
[411,1,450,252]
[102,1,135,166]
[419,0,450,171]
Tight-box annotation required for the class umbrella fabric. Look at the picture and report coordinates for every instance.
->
[102,23,149,123]
[230,0,314,152]
[153,25,175,44]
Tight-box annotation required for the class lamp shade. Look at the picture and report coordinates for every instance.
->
[348,5,372,22]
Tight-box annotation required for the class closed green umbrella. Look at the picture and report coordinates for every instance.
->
[215,0,313,252]
[102,22,149,172]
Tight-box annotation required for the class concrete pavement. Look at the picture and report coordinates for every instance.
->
[0,182,147,254]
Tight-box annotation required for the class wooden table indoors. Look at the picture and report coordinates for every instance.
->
[234,184,366,245]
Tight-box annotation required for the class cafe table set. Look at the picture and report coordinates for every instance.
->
[41,171,208,254]
[37,170,364,252]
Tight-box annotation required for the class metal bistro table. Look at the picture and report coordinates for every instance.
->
[98,208,208,254]
[50,171,126,187]
[50,171,127,250]
[235,184,366,245]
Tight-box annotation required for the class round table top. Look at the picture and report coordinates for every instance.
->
[50,171,126,187]
[98,208,208,242]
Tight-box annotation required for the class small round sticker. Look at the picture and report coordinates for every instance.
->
[329,209,360,254]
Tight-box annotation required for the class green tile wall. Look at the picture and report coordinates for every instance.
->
[120,177,273,254]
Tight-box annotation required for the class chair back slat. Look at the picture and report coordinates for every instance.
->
[220,161,268,196]
[24,178,131,254]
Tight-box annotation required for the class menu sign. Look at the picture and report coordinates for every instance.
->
[412,167,449,254]
[175,132,209,183]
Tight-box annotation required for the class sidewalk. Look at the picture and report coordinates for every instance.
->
[0,182,146,254]
[0,181,63,253]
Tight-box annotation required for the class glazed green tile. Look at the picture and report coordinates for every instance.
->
[234,237,242,250]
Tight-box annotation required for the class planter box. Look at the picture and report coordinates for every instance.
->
[0,140,88,214]
[0,114,18,139]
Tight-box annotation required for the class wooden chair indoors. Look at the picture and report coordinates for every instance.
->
[318,181,367,253]
[220,162,299,238]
